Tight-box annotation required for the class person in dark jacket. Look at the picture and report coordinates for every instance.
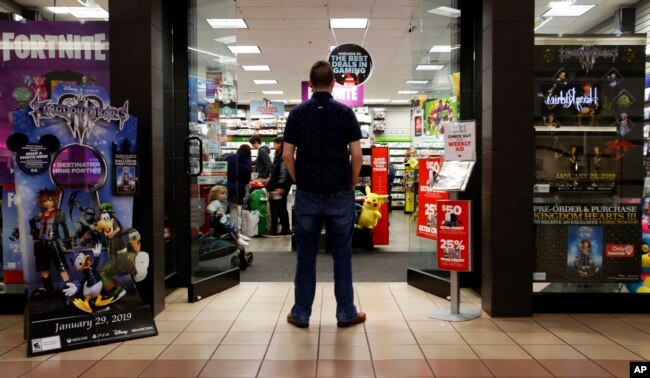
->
[226,144,252,228]
[265,137,293,236]
[249,134,272,179]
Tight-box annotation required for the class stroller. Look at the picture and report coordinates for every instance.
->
[209,211,253,270]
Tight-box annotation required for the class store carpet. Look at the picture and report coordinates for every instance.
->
[240,251,409,282]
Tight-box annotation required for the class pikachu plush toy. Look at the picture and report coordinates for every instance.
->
[356,186,389,230]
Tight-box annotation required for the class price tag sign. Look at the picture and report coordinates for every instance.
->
[436,200,472,271]
[416,157,447,240]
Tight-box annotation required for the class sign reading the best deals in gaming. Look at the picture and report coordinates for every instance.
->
[329,43,373,87]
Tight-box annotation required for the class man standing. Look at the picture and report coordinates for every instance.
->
[283,60,366,328]
[249,135,272,180]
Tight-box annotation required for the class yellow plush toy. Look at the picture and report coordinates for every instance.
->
[356,186,389,230]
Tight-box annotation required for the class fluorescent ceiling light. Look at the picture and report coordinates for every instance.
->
[364,99,390,104]
[330,18,368,29]
[542,5,594,17]
[215,35,236,44]
[415,64,444,71]
[46,7,70,14]
[77,0,97,6]
[242,65,271,71]
[227,45,261,54]
[253,80,278,84]
[211,56,237,64]
[429,45,454,53]
[549,0,576,7]
[405,80,429,85]
[391,100,410,104]
[427,6,461,18]
[398,90,417,95]
[206,18,248,29]
[262,90,283,95]
[68,6,108,18]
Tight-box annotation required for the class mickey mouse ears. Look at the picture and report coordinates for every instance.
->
[6,133,60,152]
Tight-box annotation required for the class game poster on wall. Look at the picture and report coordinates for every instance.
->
[423,96,457,137]
[0,21,110,283]
[416,157,448,240]
[534,36,645,198]
[8,85,156,356]
[533,203,641,282]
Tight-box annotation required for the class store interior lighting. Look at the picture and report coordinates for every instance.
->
[427,6,461,18]
[206,18,248,29]
[542,5,594,17]
[227,45,261,54]
[242,65,271,71]
[329,18,368,29]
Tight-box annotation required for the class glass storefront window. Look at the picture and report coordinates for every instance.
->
[533,2,648,295]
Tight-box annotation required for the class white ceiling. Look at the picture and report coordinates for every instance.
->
[10,0,643,105]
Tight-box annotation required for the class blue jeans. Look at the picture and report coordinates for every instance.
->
[291,189,358,324]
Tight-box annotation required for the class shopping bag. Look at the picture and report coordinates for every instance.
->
[241,209,260,237]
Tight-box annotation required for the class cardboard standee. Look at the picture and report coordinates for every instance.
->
[8,85,157,355]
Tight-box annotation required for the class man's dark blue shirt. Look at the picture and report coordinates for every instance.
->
[284,92,362,193]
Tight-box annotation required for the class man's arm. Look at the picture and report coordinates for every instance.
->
[260,147,272,178]
[283,142,297,183]
[349,140,362,189]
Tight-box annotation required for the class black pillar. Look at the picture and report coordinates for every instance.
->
[109,0,165,315]
[481,0,534,316]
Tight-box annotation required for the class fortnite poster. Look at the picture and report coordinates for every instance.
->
[533,203,640,282]
[0,21,109,155]
[8,85,156,355]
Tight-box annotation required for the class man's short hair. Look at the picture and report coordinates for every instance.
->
[310,60,334,89]
[273,137,283,144]
[248,135,262,145]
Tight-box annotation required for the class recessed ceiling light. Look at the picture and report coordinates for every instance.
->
[429,45,454,53]
[330,18,368,29]
[398,90,418,95]
[364,99,390,104]
[427,6,461,18]
[227,45,261,54]
[254,80,278,85]
[206,18,248,29]
[391,100,410,104]
[68,6,108,18]
[549,0,576,7]
[262,90,283,95]
[405,80,429,85]
[215,35,236,44]
[46,7,71,14]
[242,65,271,71]
[415,64,445,71]
[542,5,594,17]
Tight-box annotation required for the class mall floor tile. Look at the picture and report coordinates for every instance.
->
[0,283,647,377]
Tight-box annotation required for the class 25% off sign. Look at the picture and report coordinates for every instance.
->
[436,200,472,271]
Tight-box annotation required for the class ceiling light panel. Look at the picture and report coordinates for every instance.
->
[415,64,445,71]
[227,45,261,54]
[215,36,237,44]
[242,65,271,71]
[405,80,429,85]
[206,18,248,29]
[542,5,595,17]
[46,7,70,14]
[68,6,109,18]
[262,90,283,95]
[330,18,368,29]
[427,6,461,18]
[253,80,278,84]
[398,90,418,94]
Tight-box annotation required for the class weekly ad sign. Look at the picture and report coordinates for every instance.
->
[416,157,447,240]
[444,121,475,161]
[0,21,110,154]
[533,203,641,282]
[437,200,472,271]
[250,99,285,117]
[301,81,364,106]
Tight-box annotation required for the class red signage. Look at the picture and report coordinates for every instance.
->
[416,157,447,240]
[371,147,389,245]
[437,200,472,271]
[605,244,635,258]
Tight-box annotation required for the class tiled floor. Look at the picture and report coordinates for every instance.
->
[0,282,647,377]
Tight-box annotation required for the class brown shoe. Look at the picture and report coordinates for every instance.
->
[337,312,366,328]
[287,313,309,328]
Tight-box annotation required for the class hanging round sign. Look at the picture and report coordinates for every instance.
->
[328,43,373,87]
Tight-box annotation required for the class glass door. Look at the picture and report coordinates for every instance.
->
[185,0,241,302]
